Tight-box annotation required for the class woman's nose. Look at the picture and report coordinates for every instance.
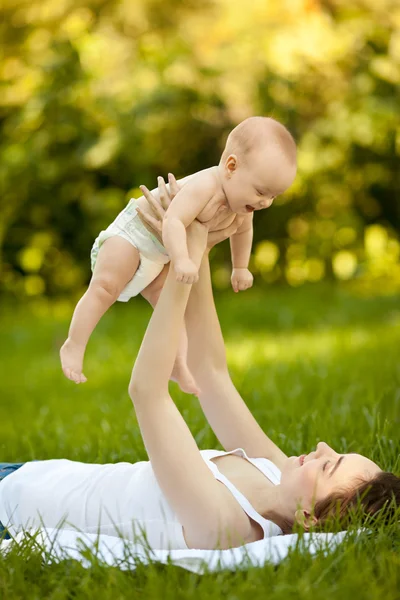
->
[316,441,334,456]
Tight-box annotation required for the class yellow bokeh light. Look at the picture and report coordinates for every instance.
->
[364,225,388,257]
[305,258,325,282]
[24,275,45,296]
[387,239,400,261]
[332,251,358,280]
[31,232,54,249]
[60,8,94,37]
[18,247,44,272]
[287,216,309,240]
[254,241,280,272]
[315,219,336,239]
[285,260,307,286]
[334,227,357,247]
[84,128,119,169]
[286,243,306,261]
[370,56,400,85]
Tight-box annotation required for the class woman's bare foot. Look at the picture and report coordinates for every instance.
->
[60,338,87,384]
[171,357,199,395]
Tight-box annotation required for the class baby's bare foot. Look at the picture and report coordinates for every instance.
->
[171,357,199,395]
[60,338,87,384]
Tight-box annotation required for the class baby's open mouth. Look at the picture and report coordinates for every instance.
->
[245,205,255,213]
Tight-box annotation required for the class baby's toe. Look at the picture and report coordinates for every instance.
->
[62,367,72,381]
[70,370,82,384]
[63,367,78,383]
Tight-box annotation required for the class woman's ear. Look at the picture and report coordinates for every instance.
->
[294,509,318,531]
[225,154,237,176]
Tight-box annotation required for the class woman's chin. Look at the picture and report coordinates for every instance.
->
[282,456,299,473]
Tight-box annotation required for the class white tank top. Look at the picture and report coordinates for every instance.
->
[0,449,282,550]
[201,448,282,539]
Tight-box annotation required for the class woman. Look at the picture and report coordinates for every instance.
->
[0,179,398,549]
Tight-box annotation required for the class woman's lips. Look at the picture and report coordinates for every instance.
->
[299,455,306,466]
[245,205,255,213]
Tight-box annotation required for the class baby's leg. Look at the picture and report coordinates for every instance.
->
[171,326,199,396]
[142,267,199,395]
[60,237,140,383]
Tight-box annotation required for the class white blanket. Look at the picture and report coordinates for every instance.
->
[0,529,349,573]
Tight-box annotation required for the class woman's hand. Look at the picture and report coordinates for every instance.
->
[138,174,178,236]
[137,173,242,251]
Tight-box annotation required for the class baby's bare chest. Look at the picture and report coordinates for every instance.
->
[196,193,234,224]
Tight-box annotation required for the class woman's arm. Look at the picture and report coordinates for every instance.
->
[185,253,288,470]
[129,220,249,549]
[137,174,288,469]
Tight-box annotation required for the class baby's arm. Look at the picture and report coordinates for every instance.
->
[229,213,254,292]
[162,172,217,284]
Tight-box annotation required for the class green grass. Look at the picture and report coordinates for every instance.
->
[0,284,399,599]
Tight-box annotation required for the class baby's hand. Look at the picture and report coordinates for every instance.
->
[175,258,199,284]
[231,268,253,293]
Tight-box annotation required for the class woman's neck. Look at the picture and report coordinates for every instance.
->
[256,485,294,533]
[239,469,294,533]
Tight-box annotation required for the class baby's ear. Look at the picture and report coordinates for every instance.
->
[225,154,237,174]
[294,509,318,531]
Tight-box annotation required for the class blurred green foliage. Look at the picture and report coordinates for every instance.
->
[1,0,399,300]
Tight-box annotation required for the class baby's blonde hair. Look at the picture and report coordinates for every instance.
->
[221,116,297,166]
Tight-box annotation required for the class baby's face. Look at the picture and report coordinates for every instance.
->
[223,147,296,215]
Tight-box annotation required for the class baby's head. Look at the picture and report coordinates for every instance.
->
[219,116,297,215]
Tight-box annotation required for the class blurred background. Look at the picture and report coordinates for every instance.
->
[0,0,399,482]
[1,0,399,312]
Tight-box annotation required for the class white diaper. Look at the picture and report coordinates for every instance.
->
[90,199,170,302]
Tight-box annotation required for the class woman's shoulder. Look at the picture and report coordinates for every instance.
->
[200,447,282,474]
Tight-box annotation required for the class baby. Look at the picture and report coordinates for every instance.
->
[60,116,297,393]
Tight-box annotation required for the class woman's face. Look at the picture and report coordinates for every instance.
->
[279,442,382,522]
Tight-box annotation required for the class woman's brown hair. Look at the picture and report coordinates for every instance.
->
[314,471,400,528]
